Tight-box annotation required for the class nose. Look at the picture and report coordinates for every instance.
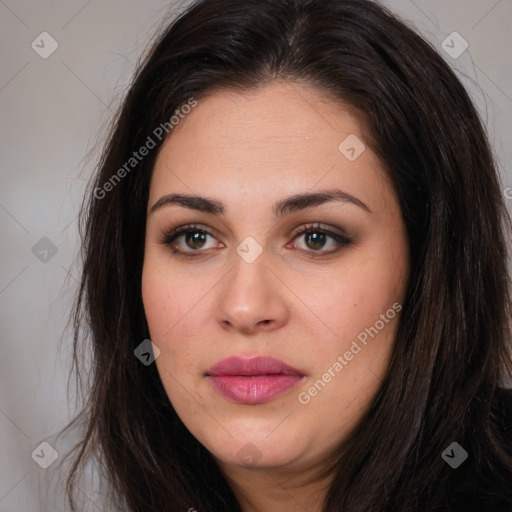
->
[214,251,290,335]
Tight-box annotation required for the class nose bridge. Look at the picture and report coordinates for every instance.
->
[215,243,288,332]
[227,245,271,307]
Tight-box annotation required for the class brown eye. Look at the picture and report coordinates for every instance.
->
[184,230,208,250]
[160,224,221,255]
[303,231,328,250]
[290,223,351,256]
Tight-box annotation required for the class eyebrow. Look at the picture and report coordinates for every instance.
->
[150,188,372,217]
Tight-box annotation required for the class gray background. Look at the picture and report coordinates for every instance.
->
[0,0,511,510]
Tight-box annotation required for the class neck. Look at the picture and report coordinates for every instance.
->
[217,458,333,512]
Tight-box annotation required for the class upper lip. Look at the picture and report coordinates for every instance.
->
[207,356,304,376]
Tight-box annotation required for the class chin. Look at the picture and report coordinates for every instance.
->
[204,433,305,470]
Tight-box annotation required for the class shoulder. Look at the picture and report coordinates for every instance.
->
[437,387,512,512]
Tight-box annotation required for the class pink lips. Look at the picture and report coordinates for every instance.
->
[207,356,305,404]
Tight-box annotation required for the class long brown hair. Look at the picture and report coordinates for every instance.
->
[59,0,512,510]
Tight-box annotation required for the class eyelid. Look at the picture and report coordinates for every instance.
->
[288,222,350,242]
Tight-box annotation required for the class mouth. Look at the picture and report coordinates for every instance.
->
[206,356,305,404]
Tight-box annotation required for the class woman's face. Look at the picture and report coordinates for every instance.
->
[142,81,409,476]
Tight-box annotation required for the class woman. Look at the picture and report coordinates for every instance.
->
[59,0,512,510]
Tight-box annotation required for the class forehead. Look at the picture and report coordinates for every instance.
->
[149,81,390,212]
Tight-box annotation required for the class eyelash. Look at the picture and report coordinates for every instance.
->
[158,222,351,258]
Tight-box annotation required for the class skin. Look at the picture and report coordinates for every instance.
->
[142,81,410,512]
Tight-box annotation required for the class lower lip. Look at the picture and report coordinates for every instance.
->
[208,374,304,404]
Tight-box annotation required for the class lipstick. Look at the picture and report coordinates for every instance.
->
[206,356,305,404]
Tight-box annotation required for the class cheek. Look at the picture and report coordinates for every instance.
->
[299,245,407,377]
[141,271,174,341]
[141,256,213,385]
[304,281,399,374]
[310,255,405,338]
[142,253,202,342]
[142,268,197,400]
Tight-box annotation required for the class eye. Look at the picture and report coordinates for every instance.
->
[159,224,222,256]
[289,223,351,256]
[159,222,351,258]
